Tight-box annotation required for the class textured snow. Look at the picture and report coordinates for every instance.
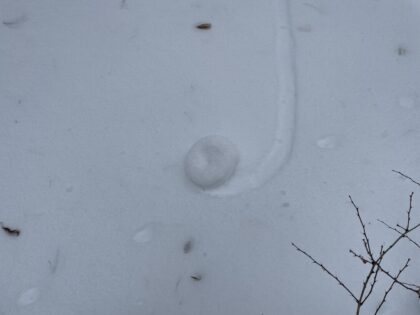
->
[398,95,418,109]
[1,0,420,315]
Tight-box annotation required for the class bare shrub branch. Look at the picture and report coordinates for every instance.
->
[292,190,420,315]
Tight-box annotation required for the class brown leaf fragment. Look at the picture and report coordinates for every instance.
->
[196,23,211,30]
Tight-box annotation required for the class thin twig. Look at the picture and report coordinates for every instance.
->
[358,263,379,306]
[349,196,374,260]
[378,264,420,296]
[349,249,369,264]
[374,259,411,315]
[406,192,414,229]
[392,170,420,186]
[378,219,420,249]
[377,193,419,260]
[291,242,358,302]
[361,263,381,304]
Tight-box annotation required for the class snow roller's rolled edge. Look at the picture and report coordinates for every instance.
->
[206,0,296,197]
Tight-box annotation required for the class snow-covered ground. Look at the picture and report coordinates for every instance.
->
[1,0,419,314]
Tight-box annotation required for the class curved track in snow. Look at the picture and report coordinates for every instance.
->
[206,0,296,197]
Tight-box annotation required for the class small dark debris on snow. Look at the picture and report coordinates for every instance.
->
[190,273,202,281]
[1,222,20,237]
[175,277,182,291]
[2,15,27,29]
[397,46,407,56]
[296,24,312,32]
[196,23,211,30]
[48,249,60,273]
[183,238,194,254]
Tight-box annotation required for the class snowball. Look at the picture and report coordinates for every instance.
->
[185,135,239,189]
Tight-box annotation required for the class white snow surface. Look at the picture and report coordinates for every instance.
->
[1,0,420,315]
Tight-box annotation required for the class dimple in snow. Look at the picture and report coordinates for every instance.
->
[18,288,40,306]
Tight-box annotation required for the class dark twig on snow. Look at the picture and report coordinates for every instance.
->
[378,193,420,261]
[349,195,374,260]
[378,264,420,298]
[374,259,411,315]
[378,219,420,249]
[392,170,420,187]
[291,242,358,302]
